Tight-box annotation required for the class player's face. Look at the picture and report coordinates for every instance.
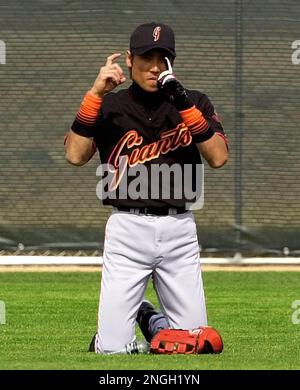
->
[127,49,170,92]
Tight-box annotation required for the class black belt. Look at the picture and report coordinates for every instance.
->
[116,206,187,216]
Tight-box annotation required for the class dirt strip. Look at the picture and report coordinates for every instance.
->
[1,265,300,272]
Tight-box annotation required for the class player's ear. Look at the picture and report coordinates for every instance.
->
[126,50,133,68]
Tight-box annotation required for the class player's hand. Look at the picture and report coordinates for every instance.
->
[90,53,126,98]
[157,57,193,111]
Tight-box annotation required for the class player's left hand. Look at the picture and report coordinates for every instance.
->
[157,57,193,111]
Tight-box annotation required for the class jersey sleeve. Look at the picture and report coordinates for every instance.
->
[71,90,113,142]
[198,94,229,148]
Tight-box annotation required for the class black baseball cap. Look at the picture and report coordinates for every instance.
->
[130,22,176,57]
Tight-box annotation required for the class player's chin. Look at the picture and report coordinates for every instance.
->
[144,80,159,93]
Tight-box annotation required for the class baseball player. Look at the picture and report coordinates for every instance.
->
[65,22,228,354]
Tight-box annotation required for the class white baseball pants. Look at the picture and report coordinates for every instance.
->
[95,209,207,353]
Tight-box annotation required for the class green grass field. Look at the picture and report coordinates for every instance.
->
[0,271,300,370]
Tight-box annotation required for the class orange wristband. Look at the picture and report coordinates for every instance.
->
[179,105,209,135]
[76,91,102,125]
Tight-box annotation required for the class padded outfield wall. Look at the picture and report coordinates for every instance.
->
[0,0,299,256]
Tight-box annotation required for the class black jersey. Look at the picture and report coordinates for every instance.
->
[73,82,225,209]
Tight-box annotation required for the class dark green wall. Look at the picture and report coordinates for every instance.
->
[0,0,299,255]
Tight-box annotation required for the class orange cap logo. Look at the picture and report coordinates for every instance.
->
[153,26,161,42]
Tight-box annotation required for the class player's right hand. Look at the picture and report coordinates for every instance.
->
[90,53,126,98]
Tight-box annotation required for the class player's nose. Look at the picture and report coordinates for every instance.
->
[149,62,160,73]
[149,57,165,73]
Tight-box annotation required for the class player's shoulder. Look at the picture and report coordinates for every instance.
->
[186,89,216,116]
[101,88,130,115]
[102,88,129,105]
[186,89,211,106]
